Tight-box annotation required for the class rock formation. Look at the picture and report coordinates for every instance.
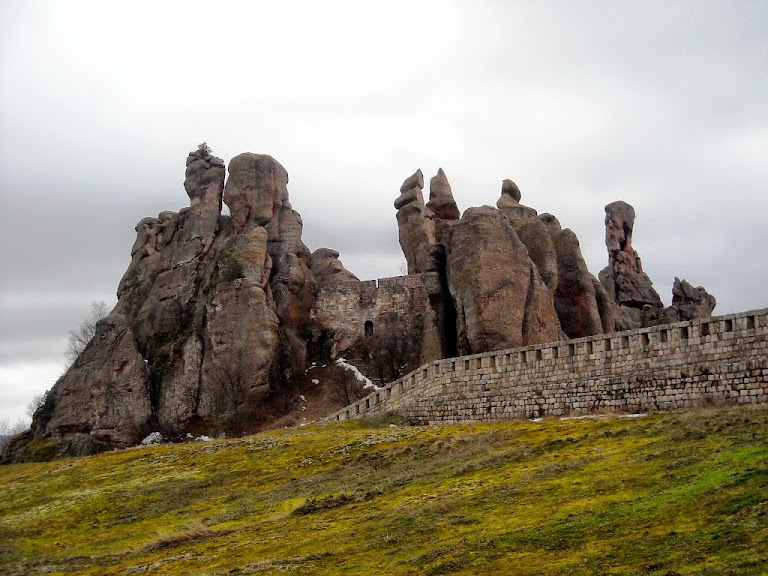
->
[598,201,662,328]
[551,229,604,339]
[497,179,538,226]
[659,277,717,323]
[29,149,317,451]
[598,200,714,328]
[310,248,359,282]
[445,207,560,353]
[426,168,460,244]
[395,170,433,274]
[13,152,718,460]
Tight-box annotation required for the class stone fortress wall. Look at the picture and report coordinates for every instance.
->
[326,308,767,423]
[311,274,429,352]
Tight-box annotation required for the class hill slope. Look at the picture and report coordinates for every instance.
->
[2,405,767,575]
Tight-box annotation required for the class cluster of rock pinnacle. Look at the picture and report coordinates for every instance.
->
[14,149,715,457]
[395,167,715,359]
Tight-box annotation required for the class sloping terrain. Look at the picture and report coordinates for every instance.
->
[1,405,766,575]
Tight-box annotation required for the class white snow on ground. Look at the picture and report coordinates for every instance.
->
[311,379,319,385]
[140,432,164,445]
[335,358,379,390]
[619,413,647,418]
[299,395,306,402]
[529,418,543,422]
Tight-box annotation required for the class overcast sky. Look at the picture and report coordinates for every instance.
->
[1,1,766,423]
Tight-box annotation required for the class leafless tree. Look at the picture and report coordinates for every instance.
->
[212,348,266,437]
[25,394,46,419]
[0,418,29,452]
[270,328,305,413]
[329,369,367,407]
[362,313,422,384]
[66,300,109,366]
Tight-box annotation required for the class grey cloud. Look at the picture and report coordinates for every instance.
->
[0,0,766,421]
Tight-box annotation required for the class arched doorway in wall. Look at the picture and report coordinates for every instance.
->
[364,320,374,337]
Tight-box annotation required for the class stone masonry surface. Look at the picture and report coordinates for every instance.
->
[311,274,429,351]
[326,309,767,423]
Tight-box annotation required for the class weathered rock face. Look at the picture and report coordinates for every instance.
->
[311,248,359,282]
[426,168,460,244]
[445,206,560,354]
[185,149,226,209]
[395,169,434,274]
[224,153,289,232]
[43,314,151,445]
[599,201,662,325]
[552,229,604,339]
[658,277,717,323]
[32,150,317,449]
[598,201,715,328]
[497,179,538,226]
[22,152,720,459]
[226,154,315,369]
[517,218,558,292]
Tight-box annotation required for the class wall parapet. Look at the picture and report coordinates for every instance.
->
[325,308,768,423]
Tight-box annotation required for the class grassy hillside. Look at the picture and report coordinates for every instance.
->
[1,405,766,575]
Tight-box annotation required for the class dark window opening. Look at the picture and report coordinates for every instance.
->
[364,320,374,336]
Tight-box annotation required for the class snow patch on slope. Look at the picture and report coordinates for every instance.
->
[336,358,379,390]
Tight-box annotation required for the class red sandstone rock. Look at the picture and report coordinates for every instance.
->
[395,169,435,274]
[552,228,604,338]
[311,248,359,282]
[497,179,538,226]
[445,206,560,354]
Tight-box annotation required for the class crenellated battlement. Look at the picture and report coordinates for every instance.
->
[327,308,768,423]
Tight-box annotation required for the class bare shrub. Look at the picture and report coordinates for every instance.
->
[66,300,109,366]
[329,369,367,407]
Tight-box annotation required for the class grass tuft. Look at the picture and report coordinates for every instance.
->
[142,520,213,552]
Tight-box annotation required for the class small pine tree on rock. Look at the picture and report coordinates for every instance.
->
[198,142,212,156]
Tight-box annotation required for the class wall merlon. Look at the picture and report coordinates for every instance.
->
[326,308,768,423]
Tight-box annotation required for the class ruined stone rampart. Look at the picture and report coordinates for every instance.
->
[311,274,429,351]
[327,309,767,423]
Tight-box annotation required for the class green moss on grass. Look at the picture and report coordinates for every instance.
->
[1,405,767,575]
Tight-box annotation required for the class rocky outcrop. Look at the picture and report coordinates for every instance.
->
[445,207,560,354]
[228,154,316,370]
[658,277,717,323]
[30,149,319,450]
[426,168,460,244]
[598,201,662,327]
[224,153,288,232]
[599,201,715,328]
[395,170,434,274]
[311,248,359,282]
[551,229,604,339]
[17,152,720,460]
[497,179,538,226]
[517,218,558,292]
